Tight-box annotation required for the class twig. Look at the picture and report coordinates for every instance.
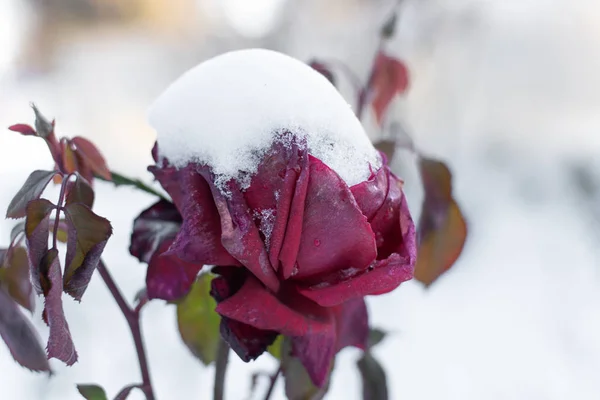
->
[97,260,156,400]
[96,171,168,201]
[262,366,281,400]
[51,175,69,249]
[213,337,230,400]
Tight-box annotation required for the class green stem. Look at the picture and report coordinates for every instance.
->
[96,171,169,201]
[213,338,230,400]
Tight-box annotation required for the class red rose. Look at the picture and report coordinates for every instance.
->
[132,137,416,386]
[131,49,417,387]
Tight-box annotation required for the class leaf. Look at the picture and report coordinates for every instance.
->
[10,221,26,244]
[71,137,111,180]
[0,288,50,372]
[8,124,36,136]
[381,12,397,38]
[24,199,56,295]
[357,352,388,400]
[267,334,283,360]
[0,247,35,312]
[367,328,386,350]
[42,248,78,365]
[414,158,467,286]
[176,273,220,365]
[373,141,395,163]
[370,52,409,125]
[31,104,54,139]
[6,170,57,218]
[281,337,331,400]
[65,174,95,208]
[114,384,142,400]
[309,61,335,86]
[63,203,112,301]
[77,384,107,400]
[62,141,79,174]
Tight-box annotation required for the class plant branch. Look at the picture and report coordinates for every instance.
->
[97,260,156,400]
[51,174,69,249]
[213,337,230,400]
[262,366,281,400]
[96,171,168,201]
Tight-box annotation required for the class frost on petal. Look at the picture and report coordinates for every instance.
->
[297,184,416,307]
[292,156,377,281]
[205,174,279,292]
[146,240,203,301]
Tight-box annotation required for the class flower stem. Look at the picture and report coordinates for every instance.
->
[262,366,281,400]
[213,337,230,400]
[97,260,156,400]
[96,171,169,201]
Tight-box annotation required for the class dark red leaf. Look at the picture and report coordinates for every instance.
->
[63,203,112,301]
[77,384,107,399]
[8,124,36,136]
[414,157,467,286]
[370,52,409,124]
[357,352,388,400]
[41,248,77,365]
[0,288,49,372]
[129,200,181,264]
[24,199,55,295]
[309,61,335,86]
[65,174,95,208]
[71,137,111,181]
[333,298,368,351]
[0,246,35,312]
[10,221,26,244]
[6,170,57,219]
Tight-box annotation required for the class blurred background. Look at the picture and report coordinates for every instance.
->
[1,0,600,399]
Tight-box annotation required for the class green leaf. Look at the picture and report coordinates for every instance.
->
[77,384,108,400]
[63,203,112,301]
[367,328,386,350]
[0,247,35,312]
[357,352,388,400]
[176,273,220,365]
[267,335,283,360]
[65,174,95,208]
[281,337,331,400]
[6,170,57,219]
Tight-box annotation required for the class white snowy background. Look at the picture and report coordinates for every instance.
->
[1,0,600,399]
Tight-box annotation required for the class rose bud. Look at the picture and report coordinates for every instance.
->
[135,49,416,387]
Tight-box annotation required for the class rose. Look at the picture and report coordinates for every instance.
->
[131,136,416,386]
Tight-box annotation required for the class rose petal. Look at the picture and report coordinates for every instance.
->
[334,298,369,350]
[291,328,336,388]
[216,275,332,338]
[297,193,416,307]
[129,200,181,264]
[292,156,377,280]
[161,166,239,266]
[211,270,277,361]
[146,240,203,301]
[206,176,280,292]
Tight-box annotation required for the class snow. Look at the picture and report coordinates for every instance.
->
[148,48,381,192]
